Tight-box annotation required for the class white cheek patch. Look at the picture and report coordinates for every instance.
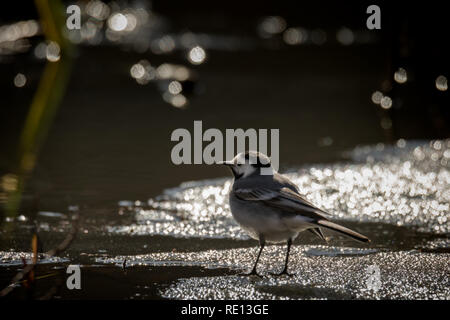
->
[242,164,257,178]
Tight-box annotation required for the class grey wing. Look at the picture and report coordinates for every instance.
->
[272,172,330,215]
[234,186,330,221]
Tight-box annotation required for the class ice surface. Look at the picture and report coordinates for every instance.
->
[2,140,447,300]
[96,245,449,300]
[0,251,69,266]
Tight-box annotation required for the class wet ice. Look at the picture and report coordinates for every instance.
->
[96,245,449,300]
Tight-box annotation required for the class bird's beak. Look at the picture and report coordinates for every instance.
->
[217,160,240,178]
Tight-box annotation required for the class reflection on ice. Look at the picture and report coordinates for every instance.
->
[0,251,69,266]
[96,245,449,300]
[107,140,449,239]
[303,247,378,257]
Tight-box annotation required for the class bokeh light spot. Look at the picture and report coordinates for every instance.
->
[380,96,392,109]
[108,13,128,32]
[394,68,408,84]
[435,75,447,91]
[188,46,206,65]
[13,73,26,87]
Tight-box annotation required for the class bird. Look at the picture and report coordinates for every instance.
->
[220,151,370,276]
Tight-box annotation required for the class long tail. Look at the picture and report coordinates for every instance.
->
[315,220,370,243]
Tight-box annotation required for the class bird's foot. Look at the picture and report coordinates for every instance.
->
[269,269,295,277]
[239,268,262,277]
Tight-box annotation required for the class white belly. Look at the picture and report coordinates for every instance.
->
[229,194,313,243]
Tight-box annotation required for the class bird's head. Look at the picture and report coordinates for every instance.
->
[219,151,273,179]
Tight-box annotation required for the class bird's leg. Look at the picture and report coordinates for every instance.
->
[241,237,265,277]
[271,238,295,276]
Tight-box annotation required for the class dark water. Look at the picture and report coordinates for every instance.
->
[4,44,390,208]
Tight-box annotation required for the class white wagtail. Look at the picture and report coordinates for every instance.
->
[220,151,369,276]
